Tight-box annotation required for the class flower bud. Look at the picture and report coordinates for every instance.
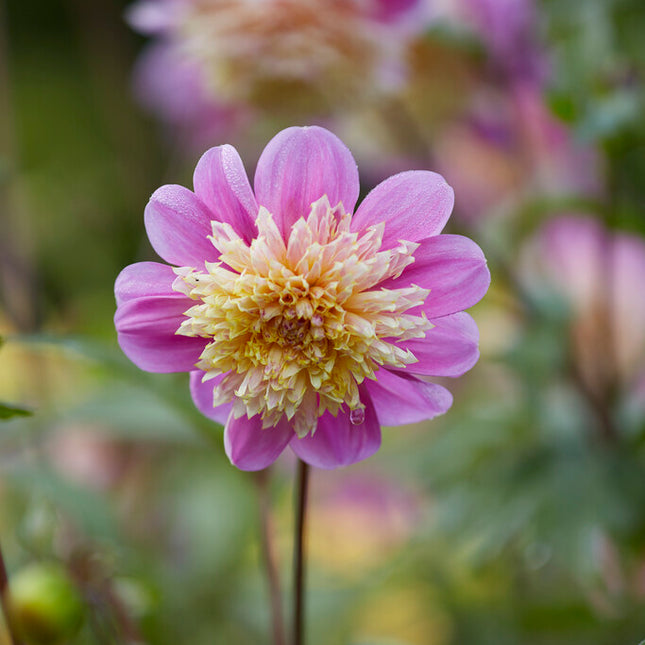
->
[7,563,84,645]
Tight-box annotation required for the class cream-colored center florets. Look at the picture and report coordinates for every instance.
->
[173,196,432,437]
[179,0,384,110]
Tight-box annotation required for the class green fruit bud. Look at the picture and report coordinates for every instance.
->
[7,563,84,645]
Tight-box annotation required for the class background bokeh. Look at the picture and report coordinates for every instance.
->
[1,0,645,643]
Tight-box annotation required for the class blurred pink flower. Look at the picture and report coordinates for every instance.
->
[512,85,603,199]
[434,106,523,221]
[456,0,545,82]
[436,86,602,222]
[308,472,422,574]
[127,0,431,147]
[525,215,645,394]
[114,126,489,470]
[131,42,253,150]
[47,425,132,492]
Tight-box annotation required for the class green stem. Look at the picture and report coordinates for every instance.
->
[292,461,310,645]
[255,470,286,645]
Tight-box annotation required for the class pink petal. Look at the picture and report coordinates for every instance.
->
[114,296,205,373]
[365,369,453,425]
[144,184,219,267]
[398,312,480,377]
[189,371,233,425]
[114,261,177,306]
[193,145,259,243]
[351,171,454,249]
[289,388,381,469]
[254,126,360,239]
[380,234,490,318]
[224,415,294,471]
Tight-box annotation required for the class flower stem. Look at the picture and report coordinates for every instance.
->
[0,540,22,645]
[292,460,310,645]
[255,470,286,645]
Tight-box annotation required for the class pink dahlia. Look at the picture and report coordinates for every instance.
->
[524,215,645,395]
[114,126,490,470]
[435,85,603,222]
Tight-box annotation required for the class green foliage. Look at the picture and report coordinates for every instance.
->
[0,401,33,420]
[0,337,34,420]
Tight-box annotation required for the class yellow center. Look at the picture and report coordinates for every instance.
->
[173,196,431,437]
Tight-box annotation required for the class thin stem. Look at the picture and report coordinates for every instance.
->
[292,461,310,645]
[569,361,619,446]
[255,471,286,645]
[105,585,146,645]
[0,541,22,645]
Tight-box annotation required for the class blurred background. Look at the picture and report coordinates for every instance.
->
[1,0,645,643]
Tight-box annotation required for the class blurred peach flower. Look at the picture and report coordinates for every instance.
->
[128,0,432,147]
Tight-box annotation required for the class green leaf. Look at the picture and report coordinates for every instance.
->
[9,466,117,539]
[0,401,34,420]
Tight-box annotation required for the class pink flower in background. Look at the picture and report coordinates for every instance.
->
[308,473,422,575]
[131,41,252,150]
[434,108,523,221]
[512,85,603,200]
[436,86,602,222]
[114,126,489,470]
[456,0,545,82]
[524,215,645,395]
[127,0,431,147]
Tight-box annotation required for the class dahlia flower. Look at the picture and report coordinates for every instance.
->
[114,126,489,470]
[128,0,430,146]
[436,86,602,222]
[524,215,645,395]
